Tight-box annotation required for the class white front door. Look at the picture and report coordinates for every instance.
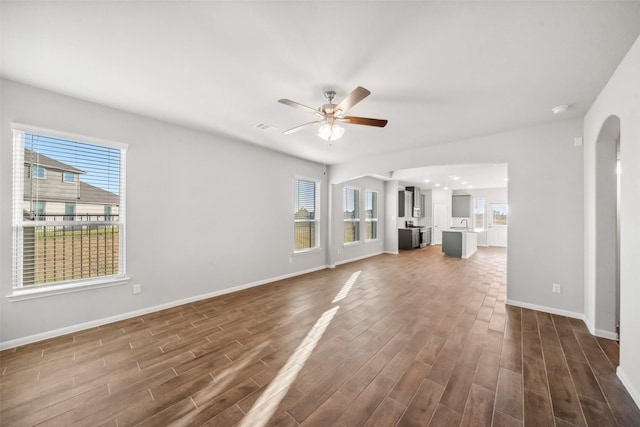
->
[433,203,448,245]
[487,203,508,247]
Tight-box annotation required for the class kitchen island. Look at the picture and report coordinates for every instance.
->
[442,230,477,258]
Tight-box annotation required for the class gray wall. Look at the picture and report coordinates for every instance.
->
[0,79,329,345]
[332,119,585,317]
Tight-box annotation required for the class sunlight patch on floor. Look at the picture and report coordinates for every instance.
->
[332,270,360,303]
[238,271,359,426]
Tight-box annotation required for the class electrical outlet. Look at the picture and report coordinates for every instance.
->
[133,283,141,294]
[552,283,561,294]
[288,257,292,264]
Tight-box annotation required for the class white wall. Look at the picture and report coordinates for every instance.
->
[332,119,584,317]
[329,176,386,266]
[584,34,640,406]
[452,187,508,246]
[384,181,400,254]
[0,79,329,346]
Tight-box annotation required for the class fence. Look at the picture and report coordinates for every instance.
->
[21,214,120,285]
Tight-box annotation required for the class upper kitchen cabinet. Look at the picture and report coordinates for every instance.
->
[452,194,471,217]
[398,190,412,218]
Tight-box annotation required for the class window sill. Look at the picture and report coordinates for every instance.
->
[365,239,379,243]
[343,241,362,247]
[7,276,130,302]
[293,247,322,256]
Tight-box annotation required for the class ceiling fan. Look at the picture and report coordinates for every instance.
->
[278,86,388,141]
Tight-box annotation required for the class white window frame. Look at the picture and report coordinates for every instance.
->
[474,198,485,232]
[343,186,360,245]
[364,189,378,242]
[9,123,129,301]
[293,176,321,254]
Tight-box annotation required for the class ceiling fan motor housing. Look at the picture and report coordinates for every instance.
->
[278,86,387,135]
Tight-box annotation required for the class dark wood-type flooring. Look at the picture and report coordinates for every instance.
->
[1,246,639,426]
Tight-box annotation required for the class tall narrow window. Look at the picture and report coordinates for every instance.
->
[474,198,485,231]
[365,190,378,241]
[12,126,127,289]
[343,187,360,243]
[294,178,320,252]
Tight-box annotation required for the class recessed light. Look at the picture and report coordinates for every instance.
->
[435,183,441,187]
[461,181,467,185]
[551,105,569,115]
[444,187,449,190]
[504,178,509,182]
[424,179,430,183]
[468,185,473,189]
[449,176,460,181]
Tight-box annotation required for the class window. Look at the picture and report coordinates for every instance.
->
[12,126,127,290]
[294,178,320,252]
[63,171,75,183]
[31,165,45,179]
[491,204,508,226]
[474,198,485,231]
[365,190,378,240]
[64,203,76,221]
[31,201,45,219]
[343,187,360,244]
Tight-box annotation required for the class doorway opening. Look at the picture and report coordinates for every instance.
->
[595,115,621,343]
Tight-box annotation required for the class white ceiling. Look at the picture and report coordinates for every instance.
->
[2,1,640,184]
[386,163,509,190]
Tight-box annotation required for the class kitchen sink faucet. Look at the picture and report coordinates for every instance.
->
[461,219,468,230]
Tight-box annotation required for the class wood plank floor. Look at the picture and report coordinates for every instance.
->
[1,246,639,426]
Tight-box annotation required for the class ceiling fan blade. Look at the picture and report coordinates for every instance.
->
[342,116,388,127]
[278,99,323,116]
[283,120,323,135]
[334,86,371,114]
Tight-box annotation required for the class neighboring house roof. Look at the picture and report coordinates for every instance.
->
[23,148,119,206]
[24,148,85,174]
[78,181,119,205]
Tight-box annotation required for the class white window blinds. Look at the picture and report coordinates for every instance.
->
[343,187,360,243]
[365,190,378,240]
[12,126,127,288]
[294,178,320,251]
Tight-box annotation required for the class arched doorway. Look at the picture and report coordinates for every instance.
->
[595,115,620,341]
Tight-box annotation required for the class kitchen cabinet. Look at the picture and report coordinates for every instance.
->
[398,228,420,249]
[452,195,471,217]
[442,230,477,258]
[398,190,413,218]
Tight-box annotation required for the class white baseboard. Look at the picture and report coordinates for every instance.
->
[583,314,596,335]
[506,299,584,320]
[384,250,399,255]
[617,366,640,409]
[593,329,619,340]
[332,251,384,268]
[0,265,329,350]
[506,300,619,340]
[579,314,618,340]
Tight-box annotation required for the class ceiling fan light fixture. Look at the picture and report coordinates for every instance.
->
[318,123,345,141]
[551,104,569,115]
